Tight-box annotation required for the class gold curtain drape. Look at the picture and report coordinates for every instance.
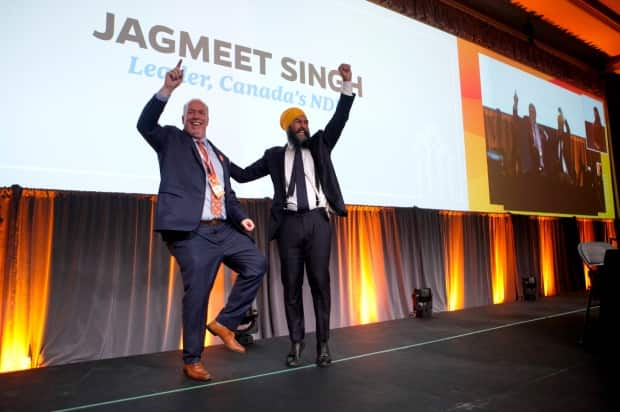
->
[538,218,559,297]
[333,206,392,325]
[0,189,55,372]
[441,212,465,311]
[489,215,518,304]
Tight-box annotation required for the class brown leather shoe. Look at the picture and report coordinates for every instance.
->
[183,362,212,381]
[207,320,246,353]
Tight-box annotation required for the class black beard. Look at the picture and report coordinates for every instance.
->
[287,128,310,148]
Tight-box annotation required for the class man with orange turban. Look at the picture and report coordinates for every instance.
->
[231,63,355,368]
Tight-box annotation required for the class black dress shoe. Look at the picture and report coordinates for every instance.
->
[316,342,331,367]
[286,341,305,367]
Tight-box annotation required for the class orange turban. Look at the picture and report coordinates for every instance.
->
[279,107,306,131]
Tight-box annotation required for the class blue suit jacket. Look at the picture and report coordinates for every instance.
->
[137,95,247,233]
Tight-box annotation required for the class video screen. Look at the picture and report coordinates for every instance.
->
[458,40,614,218]
[1,1,614,218]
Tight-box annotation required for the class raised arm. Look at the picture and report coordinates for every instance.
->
[322,63,355,151]
[137,59,184,151]
[230,153,270,183]
[512,91,519,118]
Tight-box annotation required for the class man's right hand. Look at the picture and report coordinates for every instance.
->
[159,59,184,97]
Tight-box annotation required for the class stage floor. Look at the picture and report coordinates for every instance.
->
[0,294,614,411]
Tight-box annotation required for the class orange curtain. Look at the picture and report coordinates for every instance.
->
[537,217,558,297]
[489,214,518,304]
[334,206,392,325]
[0,189,55,373]
[0,189,12,358]
[441,212,464,311]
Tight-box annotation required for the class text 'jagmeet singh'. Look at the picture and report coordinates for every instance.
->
[93,12,364,96]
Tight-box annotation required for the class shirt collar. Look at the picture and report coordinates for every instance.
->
[286,142,310,151]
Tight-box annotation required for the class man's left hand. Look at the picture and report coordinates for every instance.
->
[338,63,352,82]
[241,218,256,232]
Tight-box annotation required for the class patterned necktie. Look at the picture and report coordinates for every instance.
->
[287,147,309,212]
[195,140,223,218]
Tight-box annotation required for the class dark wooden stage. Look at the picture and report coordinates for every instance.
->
[0,293,615,412]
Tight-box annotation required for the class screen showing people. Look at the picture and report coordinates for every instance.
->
[478,54,611,216]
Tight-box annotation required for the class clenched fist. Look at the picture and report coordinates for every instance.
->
[338,63,352,82]
[241,218,256,232]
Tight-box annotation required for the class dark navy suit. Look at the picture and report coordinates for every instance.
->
[230,93,354,345]
[137,95,266,364]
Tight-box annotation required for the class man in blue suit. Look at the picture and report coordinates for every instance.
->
[137,60,267,381]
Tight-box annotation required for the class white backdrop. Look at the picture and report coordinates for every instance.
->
[0,0,468,209]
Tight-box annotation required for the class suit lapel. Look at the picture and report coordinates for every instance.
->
[279,145,287,198]
[309,137,320,166]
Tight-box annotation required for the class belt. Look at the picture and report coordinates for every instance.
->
[200,219,224,226]
[283,207,324,216]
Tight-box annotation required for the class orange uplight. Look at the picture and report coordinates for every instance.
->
[491,224,506,304]
[335,206,385,325]
[351,206,384,324]
[0,190,54,373]
[537,218,557,296]
[489,215,517,304]
[358,254,378,325]
[491,256,506,303]
[358,209,384,325]
[442,212,464,311]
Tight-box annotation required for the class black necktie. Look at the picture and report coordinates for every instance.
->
[287,147,309,212]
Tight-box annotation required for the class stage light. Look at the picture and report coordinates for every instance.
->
[522,276,537,301]
[412,288,433,318]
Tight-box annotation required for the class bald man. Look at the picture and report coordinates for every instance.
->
[231,64,355,367]
[137,60,267,381]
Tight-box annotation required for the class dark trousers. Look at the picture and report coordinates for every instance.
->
[164,222,267,364]
[276,208,332,344]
